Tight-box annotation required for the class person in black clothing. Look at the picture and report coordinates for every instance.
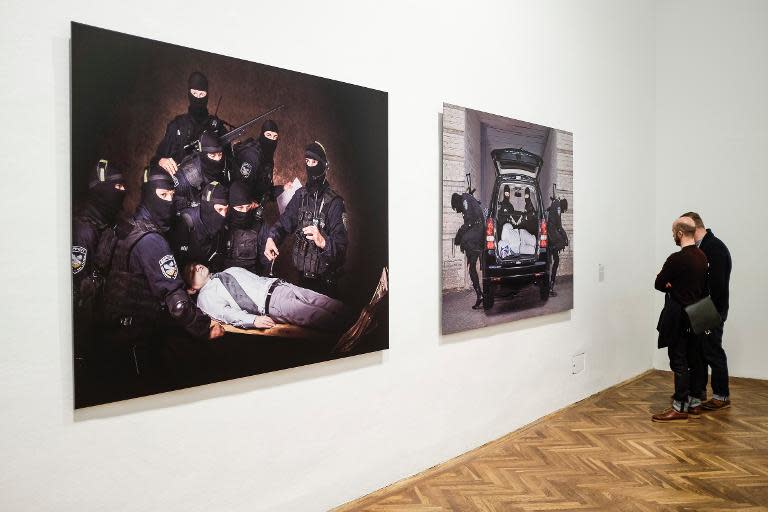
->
[683,211,732,410]
[451,191,484,310]
[153,71,228,174]
[222,181,263,273]
[171,180,229,271]
[546,194,569,297]
[103,167,224,342]
[263,141,348,297]
[232,120,282,210]
[652,216,709,422]
[173,132,228,212]
[72,159,127,363]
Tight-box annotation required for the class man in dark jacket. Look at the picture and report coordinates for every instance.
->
[652,216,708,422]
[451,192,484,309]
[683,212,732,410]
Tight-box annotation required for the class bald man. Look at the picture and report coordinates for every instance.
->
[652,216,709,422]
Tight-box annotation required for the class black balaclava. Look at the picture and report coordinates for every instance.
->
[141,166,177,231]
[228,181,254,229]
[187,71,209,124]
[200,181,228,234]
[87,159,126,222]
[200,132,225,180]
[259,120,279,161]
[451,193,464,213]
[304,141,328,191]
[501,184,511,204]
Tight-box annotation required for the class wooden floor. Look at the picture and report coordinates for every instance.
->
[335,370,768,511]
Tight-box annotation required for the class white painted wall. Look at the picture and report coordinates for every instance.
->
[652,0,768,379]
[0,0,690,510]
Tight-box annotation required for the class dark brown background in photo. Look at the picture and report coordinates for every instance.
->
[71,24,388,406]
[72,23,388,311]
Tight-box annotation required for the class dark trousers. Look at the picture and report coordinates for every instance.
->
[693,325,730,398]
[551,251,561,290]
[668,329,705,405]
[467,250,481,296]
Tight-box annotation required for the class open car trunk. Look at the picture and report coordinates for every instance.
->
[494,181,541,262]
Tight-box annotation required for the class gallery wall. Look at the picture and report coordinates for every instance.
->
[1,0,670,510]
[652,0,768,379]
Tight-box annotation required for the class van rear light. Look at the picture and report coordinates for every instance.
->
[486,218,495,250]
[539,219,548,248]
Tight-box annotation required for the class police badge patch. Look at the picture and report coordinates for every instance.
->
[72,246,87,275]
[240,162,252,179]
[159,254,178,279]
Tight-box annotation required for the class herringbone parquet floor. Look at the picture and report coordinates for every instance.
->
[335,370,768,511]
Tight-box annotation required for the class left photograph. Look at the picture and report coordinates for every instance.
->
[71,23,389,408]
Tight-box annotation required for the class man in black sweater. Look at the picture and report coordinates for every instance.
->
[653,216,709,422]
[683,212,732,410]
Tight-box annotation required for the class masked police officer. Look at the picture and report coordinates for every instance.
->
[452,191,485,309]
[232,120,282,209]
[173,132,228,212]
[103,166,224,343]
[263,141,348,297]
[72,159,127,363]
[153,71,228,174]
[222,181,263,273]
[170,181,229,271]
[546,193,569,297]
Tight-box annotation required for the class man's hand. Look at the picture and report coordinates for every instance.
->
[158,157,178,175]
[253,316,276,329]
[264,237,280,261]
[302,225,326,249]
[209,321,225,340]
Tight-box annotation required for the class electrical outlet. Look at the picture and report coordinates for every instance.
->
[572,353,585,374]
[598,264,605,282]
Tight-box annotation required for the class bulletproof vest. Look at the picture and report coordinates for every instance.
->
[291,187,337,278]
[225,226,261,268]
[233,138,274,202]
[102,218,165,325]
[177,113,225,149]
[73,213,118,310]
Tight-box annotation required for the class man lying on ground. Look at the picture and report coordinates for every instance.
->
[183,263,347,331]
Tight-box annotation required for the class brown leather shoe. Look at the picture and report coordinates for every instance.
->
[652,408,688,422]
[701,398,731,411]
[688,405,702,417]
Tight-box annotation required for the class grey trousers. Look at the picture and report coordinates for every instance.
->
[268,282,346,330]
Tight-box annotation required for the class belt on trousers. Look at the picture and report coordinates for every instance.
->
[264,279,284,315]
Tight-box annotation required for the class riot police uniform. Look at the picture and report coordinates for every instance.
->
[452,192,485,309]
[72,159,126,362]
[232,119,282,207]
[152,71,228,167]
[222,181,263,273]
[103,167,211,341]
[170,181,229,271]
[546,195,569,296]
[266,142,348,297]
[173,132,229,212]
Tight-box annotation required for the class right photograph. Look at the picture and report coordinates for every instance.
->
[442,103,574,334]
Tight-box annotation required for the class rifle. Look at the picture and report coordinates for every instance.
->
[184,103,285,152]
[465,172,476,196]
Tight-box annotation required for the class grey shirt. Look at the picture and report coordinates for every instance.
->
[196,267,277,329]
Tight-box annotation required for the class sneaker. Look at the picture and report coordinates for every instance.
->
[652,408,688,422]
[701,398,731,411]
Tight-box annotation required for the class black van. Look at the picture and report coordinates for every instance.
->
[481,148,550,310]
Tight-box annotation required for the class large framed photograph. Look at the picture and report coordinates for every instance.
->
[71,23,388,408]
[441,104,573,334]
